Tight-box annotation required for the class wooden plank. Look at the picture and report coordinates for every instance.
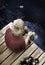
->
[1,51,24,65]
[31,47,43,59]
[39,53,45,65]
[0,42,7,54]
[0,48,12,64]
[11,43,38,65]
[12,46,44,65]
[0,31,2,38]
[1,43,32,65]
[0,35,5,45]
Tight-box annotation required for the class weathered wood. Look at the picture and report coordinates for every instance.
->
[39,53,45,65]
[0,22,45,65]
[11,43,38,65]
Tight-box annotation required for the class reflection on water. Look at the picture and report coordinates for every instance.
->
[25,21,45,52]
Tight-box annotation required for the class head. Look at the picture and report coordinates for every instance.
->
[12,19,25,37]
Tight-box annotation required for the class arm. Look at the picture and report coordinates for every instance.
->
[25,31,35,45]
